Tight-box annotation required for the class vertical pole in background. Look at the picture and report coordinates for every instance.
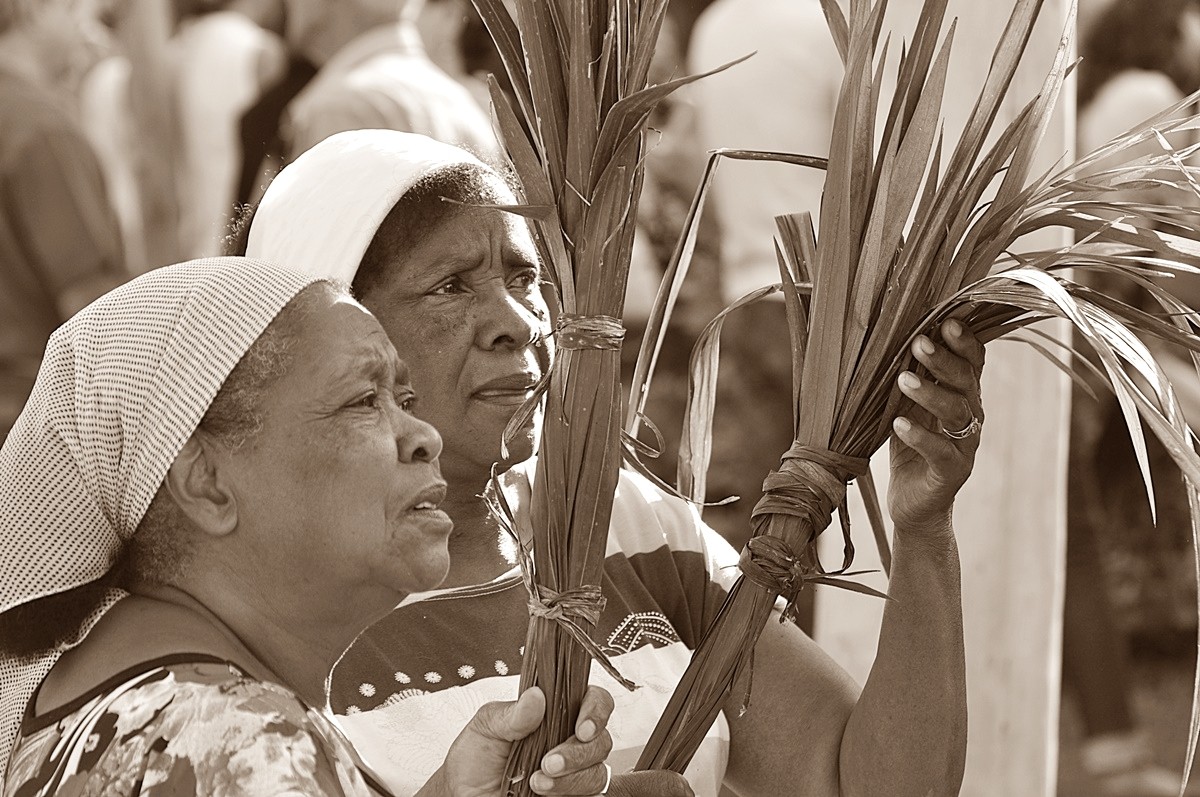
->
[814,2,1074,795]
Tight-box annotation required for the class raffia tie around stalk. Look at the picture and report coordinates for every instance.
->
[511,536,638,692]
[555,314,625,351]
[526,584,635,690]
[742,444,870,622]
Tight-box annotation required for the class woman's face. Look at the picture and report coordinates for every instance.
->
[359,178,552,487]
[226,291,454,600]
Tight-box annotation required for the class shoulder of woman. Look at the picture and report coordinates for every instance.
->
[15,662,367,797]
[505,459,738,571]
[610,467,739,563]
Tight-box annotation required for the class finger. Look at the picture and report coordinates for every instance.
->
[471,687,546,743]
[911,334,977,398]
[898,371,974,432]
[529,762,611,796]
[894,416,965,474]
[940,318,985,374]
[575,685,615,742]
[540,728,613,779]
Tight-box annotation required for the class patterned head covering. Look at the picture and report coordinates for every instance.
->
[246,129,488,283]
[0,257,322,782]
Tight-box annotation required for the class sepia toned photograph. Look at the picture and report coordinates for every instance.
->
[2,1,1199,795]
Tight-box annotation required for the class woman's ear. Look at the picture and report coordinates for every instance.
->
[163,436,238,538]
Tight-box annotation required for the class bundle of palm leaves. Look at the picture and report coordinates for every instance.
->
[466,1,742,793]
[626,0,1200,789]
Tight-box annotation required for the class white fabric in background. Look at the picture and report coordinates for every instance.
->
[284,23,498,160]
[175,12,284,258]
[0,257,321,785]
[688,0,843,304]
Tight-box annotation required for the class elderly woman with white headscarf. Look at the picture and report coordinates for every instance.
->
[235,129,984,797]
[0,257,617,796]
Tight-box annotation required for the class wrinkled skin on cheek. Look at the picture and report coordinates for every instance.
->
[362,196,552,487]
[225,296,452,601]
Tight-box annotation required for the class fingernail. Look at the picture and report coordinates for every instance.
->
[530,772,553,792]
[946,319,963,337]
[894,417,912,433]
[542,754,565,775]
[578,719,596,741]
[917,337,935,356]
[899,372,920,390]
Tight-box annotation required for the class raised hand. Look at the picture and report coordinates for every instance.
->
[888,319,986,536]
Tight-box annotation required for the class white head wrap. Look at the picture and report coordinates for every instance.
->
[246,129,488,283]
[0,257,322,783]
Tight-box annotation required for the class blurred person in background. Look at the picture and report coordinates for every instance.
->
[234,0,317,207]
[0,0,126,443]
[172,0,289,256]
[685,0,842,631]
[277,0,497,161]
[74,0,286,265]
[1064,1,1200,793]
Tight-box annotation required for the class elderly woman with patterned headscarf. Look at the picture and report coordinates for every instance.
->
[0,257,617,796]
[235,129,986,797]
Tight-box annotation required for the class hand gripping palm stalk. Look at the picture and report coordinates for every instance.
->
[466,1,742,793]
[626,0,1200,791]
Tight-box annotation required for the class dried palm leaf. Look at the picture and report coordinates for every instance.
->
[467,1,742,793]
[632,2,1200,792]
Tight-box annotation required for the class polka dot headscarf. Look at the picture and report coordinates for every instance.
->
[0,257,322,783]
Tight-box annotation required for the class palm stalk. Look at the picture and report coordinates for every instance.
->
[633,0,1200,790]
[466,1,745,793]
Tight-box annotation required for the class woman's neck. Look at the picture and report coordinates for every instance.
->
[438,478,518,590]
[37,592,292,715]
[440,495,516,588]
[162,571,394,712]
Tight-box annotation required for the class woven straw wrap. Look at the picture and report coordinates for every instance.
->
[0,257,322,784]
[247,129,487,282]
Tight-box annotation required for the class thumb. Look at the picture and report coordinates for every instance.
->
[468,687,546,743]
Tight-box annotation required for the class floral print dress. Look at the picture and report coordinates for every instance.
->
[3,654,384,796]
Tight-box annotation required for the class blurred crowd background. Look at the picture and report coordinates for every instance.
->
[1,0,1199,794]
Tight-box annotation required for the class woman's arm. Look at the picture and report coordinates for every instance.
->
[724,320,982,796]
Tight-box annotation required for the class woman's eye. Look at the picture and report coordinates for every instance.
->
[394,389,418,413]
[349,390,380,410]
[430,278,466,296]
[509,269,539,291]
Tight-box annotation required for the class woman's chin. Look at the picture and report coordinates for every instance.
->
[405,554,453,594]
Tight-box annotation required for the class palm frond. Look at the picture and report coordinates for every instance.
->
[634,2,1200,791]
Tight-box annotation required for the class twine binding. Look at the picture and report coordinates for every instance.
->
[556,314,625,351]
[742,443,870,621]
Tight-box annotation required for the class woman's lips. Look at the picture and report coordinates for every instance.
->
[407,507,454,538]
[471,374,540,406]
[404,482,454,536]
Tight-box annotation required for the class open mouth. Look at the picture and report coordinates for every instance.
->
[407,482,447,512]
[472,373,540,405]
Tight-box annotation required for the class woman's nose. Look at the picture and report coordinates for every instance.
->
[393,407,443,463]
[476,287,546,352]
